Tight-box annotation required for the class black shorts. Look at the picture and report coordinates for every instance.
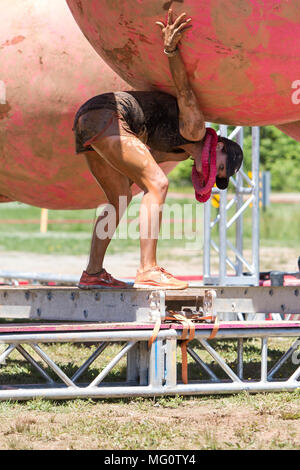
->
[73,92,147,154]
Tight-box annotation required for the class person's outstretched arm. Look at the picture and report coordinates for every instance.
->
[156,8,206,142]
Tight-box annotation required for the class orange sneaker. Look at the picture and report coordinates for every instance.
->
[133,266,188,290]
[78,269,128,289]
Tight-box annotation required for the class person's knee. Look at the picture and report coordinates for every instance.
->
[151,174,169,199]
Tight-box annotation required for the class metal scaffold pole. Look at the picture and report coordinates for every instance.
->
[203,125,260,287]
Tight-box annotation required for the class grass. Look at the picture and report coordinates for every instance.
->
[0,338,300,449]
[0,199,299,255]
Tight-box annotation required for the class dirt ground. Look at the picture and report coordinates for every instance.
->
[0,245,299,279]
[0,393,300,450]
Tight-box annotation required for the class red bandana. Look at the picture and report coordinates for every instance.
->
[191,128,218,203]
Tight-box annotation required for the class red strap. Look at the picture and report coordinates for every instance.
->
[167,312,195,384]
[148,311,219,384]
[148,317,161,349]
[208,316,219,340]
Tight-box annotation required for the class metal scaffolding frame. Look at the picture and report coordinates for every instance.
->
[0,320,300,400]
[0,286,300,400]
[203,125,260,286]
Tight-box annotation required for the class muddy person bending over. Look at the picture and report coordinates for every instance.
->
[73,8,243,290]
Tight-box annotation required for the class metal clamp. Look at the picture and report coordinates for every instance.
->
[148,290,166,322]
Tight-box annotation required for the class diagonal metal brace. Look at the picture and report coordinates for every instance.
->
[88,341,136,388]
[199,339,243,383]
[30,343,78,388]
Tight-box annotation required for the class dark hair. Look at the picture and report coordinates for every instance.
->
[215,137,244,190]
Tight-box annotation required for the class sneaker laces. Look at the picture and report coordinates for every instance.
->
[101,269,114,282]
[138,266,174,279]
[158,267,174,279]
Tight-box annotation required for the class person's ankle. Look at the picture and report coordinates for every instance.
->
[138,263,158,274]
[85,267,104,275]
